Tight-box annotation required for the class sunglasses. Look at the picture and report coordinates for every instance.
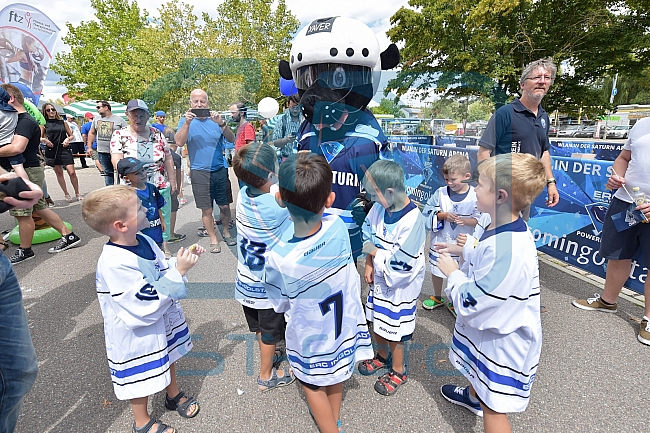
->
[45,108,57,112]
[96,105,106,109]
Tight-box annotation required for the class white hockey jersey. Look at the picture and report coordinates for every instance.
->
[264,215,374,387]
[235,185,291,310]
[422,186,481,277]
[96,234,192,400]
[362,201,426,341]
[445,218,541,413]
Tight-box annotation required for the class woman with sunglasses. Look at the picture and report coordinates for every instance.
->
[40,103,81,202]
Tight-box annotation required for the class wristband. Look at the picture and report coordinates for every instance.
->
[546,178,556,185]
[218,122,226,128]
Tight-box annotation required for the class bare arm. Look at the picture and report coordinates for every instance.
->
[0,134,28,157]
[477,146,492,162]
[541,150,559,207]
[164,153,177,194]
[87,126,96,150]
[174,111,194,146]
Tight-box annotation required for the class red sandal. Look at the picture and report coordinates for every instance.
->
[374,369,407,396]
[357,354,390,376]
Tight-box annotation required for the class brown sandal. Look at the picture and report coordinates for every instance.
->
[210,243,221,253]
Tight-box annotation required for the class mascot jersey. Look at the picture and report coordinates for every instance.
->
[297,110,388,258]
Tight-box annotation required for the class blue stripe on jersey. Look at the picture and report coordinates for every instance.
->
[452,335,533,391]
[111,354,169,379]
[287,331,370,370]
[167,326,189,347]
[372,302,417,321]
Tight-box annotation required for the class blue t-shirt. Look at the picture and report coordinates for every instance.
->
[80,121,97,150]
[136,183,166,244]
[177,117,224,171]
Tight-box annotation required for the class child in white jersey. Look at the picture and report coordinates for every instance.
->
[422,154,480,315]
[357,160,426,396]
[82,186,205,433]
[232,142,294,391]
[435,153,547,433]
[264,153,373,433]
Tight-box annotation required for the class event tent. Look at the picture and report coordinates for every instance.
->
[63,100,127,121]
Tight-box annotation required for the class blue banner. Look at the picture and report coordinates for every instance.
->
[390,136,646,294]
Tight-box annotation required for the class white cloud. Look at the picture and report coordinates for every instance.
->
[24,0,410,100]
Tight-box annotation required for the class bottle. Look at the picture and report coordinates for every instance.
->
[632,187,646,206]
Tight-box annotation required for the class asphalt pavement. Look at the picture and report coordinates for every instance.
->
[8,165,650,433]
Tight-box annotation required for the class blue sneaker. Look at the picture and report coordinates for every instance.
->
[440,385,483,417]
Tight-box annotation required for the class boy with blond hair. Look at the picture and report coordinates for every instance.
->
[435,153,547,433]
[357,160,426,396]
[422,153,480,315]
[82,185,205,433]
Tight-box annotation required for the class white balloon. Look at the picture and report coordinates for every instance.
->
[258,97,279,118]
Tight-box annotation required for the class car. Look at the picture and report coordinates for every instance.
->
[573,125,597,138]
[549,125,558,135]
[557,125,581,137]
[606,125,630,139]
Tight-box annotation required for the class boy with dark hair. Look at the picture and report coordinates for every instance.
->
[232,143,294,391]
[422,153,480,315]
[357,160,426,396]
[117,157,170,258]
[82,185,204,433]
[264,153,373,432]
[435,153,547,433]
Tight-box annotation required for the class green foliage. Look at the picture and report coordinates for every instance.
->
[51,0,148,102]
[371,98,404,116]
[51,0,299,112]
[388,0,650,115]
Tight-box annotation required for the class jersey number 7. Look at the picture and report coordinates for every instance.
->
[319,291,343,339]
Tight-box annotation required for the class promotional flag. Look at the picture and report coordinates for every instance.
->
[0,3,60,102]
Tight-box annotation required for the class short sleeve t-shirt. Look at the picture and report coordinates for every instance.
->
[81,121,97,149]
[1,112,41,170]
[93,114,127,153]
[614,117,650,203]
[177,117,224,172]
[479,98,550,159]
[137,183,166,244]
[235,122,256,150]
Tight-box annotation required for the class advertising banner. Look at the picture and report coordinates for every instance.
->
[0,3,60,102]
[389,136,646,294]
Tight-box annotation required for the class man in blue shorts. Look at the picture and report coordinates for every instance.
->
[175,89,236,252]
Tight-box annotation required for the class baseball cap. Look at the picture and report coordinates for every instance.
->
[0,87,17,112]
[84,112,94,119]
[155,110,165,117]
[462,160,485,184]
[126,99,150,114]
[117,157,146,176]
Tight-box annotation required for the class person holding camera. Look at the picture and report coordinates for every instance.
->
[175,89,235,253]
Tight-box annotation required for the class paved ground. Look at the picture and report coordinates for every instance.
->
[8,165,650,433]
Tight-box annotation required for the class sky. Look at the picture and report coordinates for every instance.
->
[21,0,418,104]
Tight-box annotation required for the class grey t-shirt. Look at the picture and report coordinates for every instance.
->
[93,114,127,153]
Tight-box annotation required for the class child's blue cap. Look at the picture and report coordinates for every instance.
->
[117,157,146,176]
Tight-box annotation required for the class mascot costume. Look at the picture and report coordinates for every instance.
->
[279,16,400,258]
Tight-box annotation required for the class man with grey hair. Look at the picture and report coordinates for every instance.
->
[175,89,235,253]
[478,57,560,212]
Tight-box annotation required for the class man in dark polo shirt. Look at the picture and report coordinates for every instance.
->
[478,58,560,216]
[0,84,81,264]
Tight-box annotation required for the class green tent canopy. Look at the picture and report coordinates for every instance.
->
[63,100,127,121]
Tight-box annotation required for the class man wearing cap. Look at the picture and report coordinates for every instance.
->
[87,101,127,185]
[478,57,560,219]
[80,112,102,174]
[111,99,177,252]
[175,89,235,252]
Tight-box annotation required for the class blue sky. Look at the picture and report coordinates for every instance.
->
[24,0,413,103]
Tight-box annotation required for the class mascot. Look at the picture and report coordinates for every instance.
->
[279,16,400,258]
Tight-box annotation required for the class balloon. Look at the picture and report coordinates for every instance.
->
[258,97,279,119]
[280,78,298,96]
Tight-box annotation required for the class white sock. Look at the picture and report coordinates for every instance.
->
[467,390,479,404]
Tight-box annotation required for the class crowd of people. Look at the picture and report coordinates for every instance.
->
[0,53,649,433]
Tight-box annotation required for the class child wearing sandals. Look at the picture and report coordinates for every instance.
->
[421,154,480,316]
[357,160,426,396]
[82,185,205,433]
[263,153,373,433]
[232,142,295,391]
[435,154,546,433]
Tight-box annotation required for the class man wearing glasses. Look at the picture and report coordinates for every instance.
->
[478,57,560,214]
[87,101,127,185]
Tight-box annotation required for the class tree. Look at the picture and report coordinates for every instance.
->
[371,98,403,116]
[51,0,148,102]
[387,0,650,116]
[201,0,300,104]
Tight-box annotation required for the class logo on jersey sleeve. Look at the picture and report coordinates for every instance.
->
[135,283,159,301]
